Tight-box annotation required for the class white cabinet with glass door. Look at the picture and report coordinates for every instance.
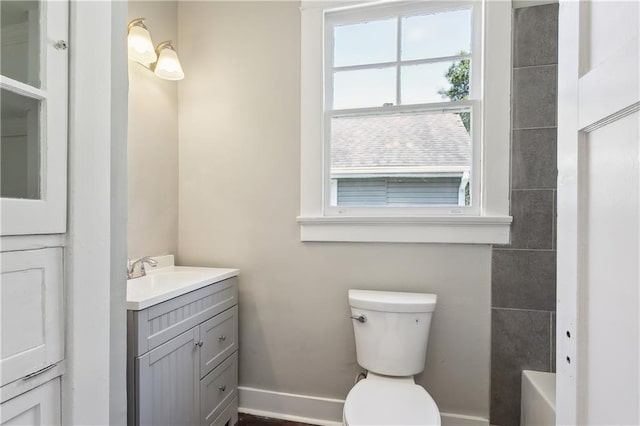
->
[0,1,68,423]
[1,0,68,235]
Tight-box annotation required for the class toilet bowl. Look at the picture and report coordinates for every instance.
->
[343,290,441,426]
[343,373,440,426]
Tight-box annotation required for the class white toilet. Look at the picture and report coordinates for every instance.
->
[343,289,440,426]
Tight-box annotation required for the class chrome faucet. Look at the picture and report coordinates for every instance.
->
[127,256,158,279]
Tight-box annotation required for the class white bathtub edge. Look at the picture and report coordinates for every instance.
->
[521,370,556,426]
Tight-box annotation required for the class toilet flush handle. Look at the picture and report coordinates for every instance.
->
[350,315,366,323]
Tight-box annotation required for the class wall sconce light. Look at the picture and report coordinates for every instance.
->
[127,18,185,81]
[127,18,157,65]
[153,41,185,81]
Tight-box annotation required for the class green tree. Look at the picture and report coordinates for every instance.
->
[438,51,470,132]
[438,51,471,205]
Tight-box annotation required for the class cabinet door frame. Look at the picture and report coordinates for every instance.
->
[136,327,200,426]
[1,0,68,235]
[0,377,61,425]
[0,248,64,386]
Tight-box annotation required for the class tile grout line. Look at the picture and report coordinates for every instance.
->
[552,189,556,251]
[513,63,558,71]
[491,307,555,314]
[549,311,555,371]
[492,248,556,252]
[513,126,558,131]
[511,188,557,192]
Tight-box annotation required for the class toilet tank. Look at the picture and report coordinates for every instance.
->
[349,290,437,377]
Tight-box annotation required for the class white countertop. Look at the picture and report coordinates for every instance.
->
[127,265,239,311]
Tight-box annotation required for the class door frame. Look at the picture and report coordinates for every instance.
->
[63,1,128,424]
[556,1,640,424]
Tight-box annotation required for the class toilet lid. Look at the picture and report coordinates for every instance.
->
[344,379,441,426]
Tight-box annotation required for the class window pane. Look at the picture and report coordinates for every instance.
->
[330,110,471,207]
[1,89,41,199]
[402,60,469,105]
[333,67,395,109]
[401,8,471,61]
[333,18,396,67]
[1,1,41,87]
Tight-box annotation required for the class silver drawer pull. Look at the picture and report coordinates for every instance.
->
[23,364,56,380]
[218,385,226,392]
[218,335,227,342]
[195,340,203,348]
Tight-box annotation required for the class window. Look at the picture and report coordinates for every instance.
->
[299,0,512,243]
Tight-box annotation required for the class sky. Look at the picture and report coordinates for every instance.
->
[332,7,472,110]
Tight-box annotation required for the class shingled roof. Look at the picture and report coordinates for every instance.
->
[331,112,471,175]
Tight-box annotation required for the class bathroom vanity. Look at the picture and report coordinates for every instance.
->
[127,260,239,426]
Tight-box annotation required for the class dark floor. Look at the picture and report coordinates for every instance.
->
[238,413,314,426]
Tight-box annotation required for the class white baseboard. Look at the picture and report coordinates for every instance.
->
[238,386,343,426]
[238,386,489,426]
[440,412,490,426]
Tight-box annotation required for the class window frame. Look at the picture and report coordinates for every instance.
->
[324,1,480,216]
[299,0,512,243]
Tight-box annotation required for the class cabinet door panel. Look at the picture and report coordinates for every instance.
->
[200,352,238,425]
[0,248,63,386]
[0,0,68,235]
[137,327,200,426]
[0,378,60,426]
[200,306,238,379]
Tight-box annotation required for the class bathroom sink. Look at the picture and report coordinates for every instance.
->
[127,265,238,310]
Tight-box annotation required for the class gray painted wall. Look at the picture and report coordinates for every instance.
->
[177,1,491,419]
[127,1,179,260]
[490,4,558,426]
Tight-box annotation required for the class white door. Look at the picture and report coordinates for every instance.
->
[557,1,639,425]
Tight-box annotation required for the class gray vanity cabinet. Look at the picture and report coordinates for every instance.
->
[128,277,239,426]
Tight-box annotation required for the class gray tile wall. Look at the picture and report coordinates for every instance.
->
[490,4,558,426]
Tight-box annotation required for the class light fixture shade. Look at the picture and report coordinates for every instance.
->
[128,21,157,65]
[154,42,184,81]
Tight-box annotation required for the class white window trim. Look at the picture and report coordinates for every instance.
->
[298,0,512,244]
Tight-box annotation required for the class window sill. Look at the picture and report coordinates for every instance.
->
[296,215,512,244]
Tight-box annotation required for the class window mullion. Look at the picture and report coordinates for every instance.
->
[329,99,476,117]
[332,54,471,73]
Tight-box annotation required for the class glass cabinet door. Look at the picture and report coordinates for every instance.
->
[0,1,68,235]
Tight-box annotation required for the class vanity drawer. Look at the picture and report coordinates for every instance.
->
[209,397,238,426]
[130,277,237,356]
[200,306,238,379]
[200,352,238,425]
